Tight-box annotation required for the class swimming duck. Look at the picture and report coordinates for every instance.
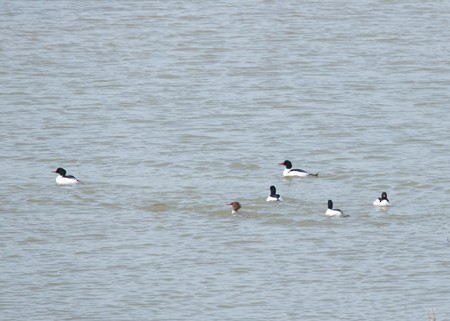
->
[373,192,390,206]
[266,185,283,201]
[53,167,79,185]
[325,200,347,217]
[228,202,242,216]
[279,160,318,177]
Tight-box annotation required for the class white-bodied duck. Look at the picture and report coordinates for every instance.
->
[279,160,318,177]
[53,167,79,185]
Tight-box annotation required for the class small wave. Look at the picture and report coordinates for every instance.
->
[140,203,173,212]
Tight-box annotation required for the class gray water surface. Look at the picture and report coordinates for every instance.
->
[1,1,450,320]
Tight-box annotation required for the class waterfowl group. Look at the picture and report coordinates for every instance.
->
[228,159,391,217]
[53,162,390,218]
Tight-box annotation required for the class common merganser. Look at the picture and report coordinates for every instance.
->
[373,192,390,206]
[53,167,79,185]
[266,185,283,202]
[279,160,318,177]
[325,200,347,217]
[228,202,241,215]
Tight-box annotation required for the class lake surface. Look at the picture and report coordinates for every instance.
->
[1,1,450,320]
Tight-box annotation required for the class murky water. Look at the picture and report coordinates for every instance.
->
[1,1,450,320]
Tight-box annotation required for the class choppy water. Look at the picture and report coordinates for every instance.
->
[1,1,450,320]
